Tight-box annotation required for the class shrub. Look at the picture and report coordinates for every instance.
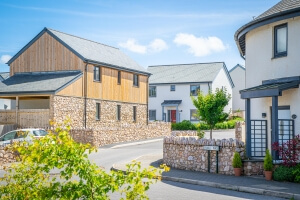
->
[293,164,300,183]
[197,130,205,139]
[196,123,210,130]
[264,149,273,171]
[232,152,242,168]
[273,166,295,182]
[171,120,197,130]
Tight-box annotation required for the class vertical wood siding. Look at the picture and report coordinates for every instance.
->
[10,32,84,76]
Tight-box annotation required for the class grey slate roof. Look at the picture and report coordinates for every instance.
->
[0,71,82,95]
[0,72,9,81]
[7,28,149,75]
[148,62,234,87]
[161,100,182,105]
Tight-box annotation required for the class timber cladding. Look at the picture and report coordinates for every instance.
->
[10,32,85,76]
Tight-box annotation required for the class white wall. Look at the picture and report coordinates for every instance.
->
[212,67,233,113]
[148,83,210,122]
[245,16,300,149]
[230,66,245,111]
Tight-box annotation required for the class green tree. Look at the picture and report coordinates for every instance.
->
[0,119,167,199]
[192,87,231,139]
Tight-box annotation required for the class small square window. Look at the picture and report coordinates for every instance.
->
[94,66,101,82]
[133,106,137,122]
[149,86,156,97]
[274,24,287,58]
[149,110,156,121]
[96,103,100,120]
[190,85,200,96]
[133,74,139,87]
[118,71,121,84]
[190,109,198,121]
[117,105,121,121]
[170,85,175,91]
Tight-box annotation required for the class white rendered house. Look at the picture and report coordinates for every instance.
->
[235,0,300,159]
[229,64,245,113]
[148,62,234,123]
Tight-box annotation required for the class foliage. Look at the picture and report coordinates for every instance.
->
[0,119,164,200]
[272,135,300,167]
[264,149,273,171]
[232,152,242,168]
[192,87,231,139]
[273,166,295,182]
[197,130,205,139]
[171,120,197,130]
[293,164,300,183]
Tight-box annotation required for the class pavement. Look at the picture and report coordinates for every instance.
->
[112,153,300,200]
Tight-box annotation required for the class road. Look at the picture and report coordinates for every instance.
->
[89,139,284,200]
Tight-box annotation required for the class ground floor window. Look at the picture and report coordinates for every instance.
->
[133,106,137,122]
[96,102,100,120]
[117,105,121,121]
[149,110,156,121]
[190,109,198,121]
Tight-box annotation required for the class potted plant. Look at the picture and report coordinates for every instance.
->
[232,152,242,176]
[264,149,273,181]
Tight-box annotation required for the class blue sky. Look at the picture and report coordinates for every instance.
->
[0,0,280,72]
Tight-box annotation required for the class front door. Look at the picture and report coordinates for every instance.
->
[171,110,176,123]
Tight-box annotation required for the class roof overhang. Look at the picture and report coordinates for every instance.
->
[161,100,182,106]
[240,76,300,99]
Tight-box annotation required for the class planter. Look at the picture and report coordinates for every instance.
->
[265,171,272,181]
[234,168,242,176]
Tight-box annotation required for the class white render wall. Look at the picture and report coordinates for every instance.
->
[245,16,300,149]
[212,67,233,113]
[230,67,245,111]
[148,83,210,122]
[0,99,15,110]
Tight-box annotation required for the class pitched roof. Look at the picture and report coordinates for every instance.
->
[148,62,234,87]
[7,28,149,75]
[235,0,300,57]
[0,72,9,81]
[0,71,82,95]
[229,64,245,73]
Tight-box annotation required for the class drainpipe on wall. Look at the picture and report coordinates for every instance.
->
[146,76,149,125]
[84,63,88,129]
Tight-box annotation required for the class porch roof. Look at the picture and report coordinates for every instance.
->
[240,77,300,99]
[0,70,82,96]
[161,100,182,106]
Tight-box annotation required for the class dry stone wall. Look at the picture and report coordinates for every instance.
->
[163,136,245,175]
[52,95,171,147]
[0,146,17,169]
[171,131,198,137]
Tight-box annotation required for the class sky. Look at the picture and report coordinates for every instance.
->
[0,0,280,72]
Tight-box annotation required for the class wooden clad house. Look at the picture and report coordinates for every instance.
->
[0,28,169,146]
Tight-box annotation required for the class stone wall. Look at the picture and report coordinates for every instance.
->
[163,136,245,175]
[235,121,245,142]
[0,146,17,169]
[171,131,198,137]
[243,160,264,176]
[52,95,171,147]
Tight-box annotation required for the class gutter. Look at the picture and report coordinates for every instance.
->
[84,63,88,128]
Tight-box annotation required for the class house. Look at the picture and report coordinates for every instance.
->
[229,64,245,117]
[235,0,300,159]
[0,72,15,110]
[147,62,234,123]
[0,27,170,146]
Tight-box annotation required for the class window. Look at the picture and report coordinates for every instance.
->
[190,109,198,121]
[274,24,287,57]
[96,103,100,120]
[118,71,121,84]
[149,110,156,121]
[170,85,175,91]
[190,85,200,96]
[149,86,156,97]
[133,106,137,122]
[133,74,139,87]
[94,66,101,82]
[1,131,16,141]
[117,105,121,121]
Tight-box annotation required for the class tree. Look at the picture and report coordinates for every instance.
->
[192,87,231,139]
[0,119,168,199]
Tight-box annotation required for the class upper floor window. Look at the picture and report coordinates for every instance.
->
[190,84,200,96]
[149,110,156,121]
[94,66,101,82]
[170,85,175,91]
[133,74,139,87]
[149,86,156,97]
[118,71,121,84]
[96,103,100,120]
[274,24,287,58]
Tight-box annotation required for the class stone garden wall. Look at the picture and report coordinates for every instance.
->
[171,130,198,137]
[0,146,17,169]
[163,136,245,175]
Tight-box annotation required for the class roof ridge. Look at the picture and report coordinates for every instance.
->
[46,27,119,50]
[148,62,224,67]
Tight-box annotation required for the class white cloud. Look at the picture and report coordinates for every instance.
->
[119,39,168,54]
[173,33,226,57]
[119,39,147,54]
[0,55,12,64]
[148,39,168,52]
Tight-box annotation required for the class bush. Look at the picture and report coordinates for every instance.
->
[196,123,210,130]
[293,164,300,183]
[273,166,295,182]
[197,130,205,139]
[264,149,273,171]
[171,120,197,130]
[232,152,242,168]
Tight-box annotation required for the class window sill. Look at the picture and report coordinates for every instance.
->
[94,80,101,83]
[272,53,287,60]
[149,96,156,98]
[95,119,100,121]
[133,85,139,88]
